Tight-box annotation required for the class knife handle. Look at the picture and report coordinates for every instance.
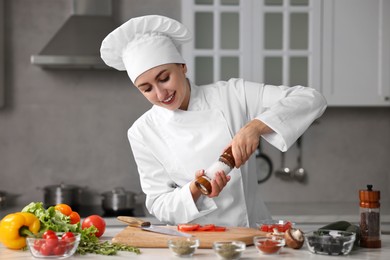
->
[117,216,151,227]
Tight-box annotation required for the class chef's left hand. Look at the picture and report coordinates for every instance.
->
[230,119,273,167]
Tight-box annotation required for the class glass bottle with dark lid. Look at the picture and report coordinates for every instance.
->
[359,184,381,248]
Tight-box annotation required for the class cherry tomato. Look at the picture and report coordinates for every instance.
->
[82,215,106,237]
[55,204,73,216]
[33,240,44,251]
[69,211,81,224]
[61,232,75,243]
[177,224,200,231]
[45,234,59,248]
[39,243,53,256]
[42,230,56,239]
[53,241,66,256]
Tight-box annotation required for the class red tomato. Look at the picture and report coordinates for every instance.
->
[53,241,66,256]
[45,234,59,248]
[69,211,81,224]
[42,230,56,239]
[213,226,227,232]
[197,224,215,231]
[177,224,200,231]
[61,232,75,243]
[260,225,269,232]
[54,204,73,216]
[33,240,44,251]
[82,215,106,237]
[39,243,53,256]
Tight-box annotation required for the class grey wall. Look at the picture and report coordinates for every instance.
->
[0,0,389,208]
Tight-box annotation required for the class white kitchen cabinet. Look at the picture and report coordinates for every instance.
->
[181,0,322,91]
[322,0,390,106]
[0,0,4,108]
[182,0,390,106]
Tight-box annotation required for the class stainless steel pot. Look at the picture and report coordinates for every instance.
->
[42,183,84,210]
[0,190,6,209]
[101,187,136,213]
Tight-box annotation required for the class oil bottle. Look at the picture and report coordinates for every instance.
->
[194,146,236,195]
[359,184,381,248]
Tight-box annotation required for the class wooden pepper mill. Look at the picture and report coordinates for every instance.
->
[194,147,236,195]
[359,184,381,248]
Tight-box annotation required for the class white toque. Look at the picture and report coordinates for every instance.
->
[100,15,192,83]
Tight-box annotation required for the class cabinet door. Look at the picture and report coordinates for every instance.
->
[0,0,4,108]
[181,0,321,92]
[322,0,390,106]
[181,0,250,85]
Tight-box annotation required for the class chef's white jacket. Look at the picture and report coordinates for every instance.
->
[128,78,327,227]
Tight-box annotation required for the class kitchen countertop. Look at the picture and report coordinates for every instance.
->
[0,224,389,259]
[1,202,390,259]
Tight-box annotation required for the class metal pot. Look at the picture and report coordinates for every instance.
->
[101,187,136,213]
[42,183,84,210]
[0,190,6,209]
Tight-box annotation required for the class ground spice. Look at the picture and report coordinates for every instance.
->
[215,243,241,259]
[257,239,282,254]
[359,185,381,248]
[360,211,381,248]
[170,239,196,256]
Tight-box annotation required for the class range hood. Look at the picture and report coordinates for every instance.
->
[31,0,116,69]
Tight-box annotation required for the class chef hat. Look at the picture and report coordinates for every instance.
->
[100,15,192,83]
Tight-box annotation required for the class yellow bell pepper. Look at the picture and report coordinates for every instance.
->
[0,212,40,249]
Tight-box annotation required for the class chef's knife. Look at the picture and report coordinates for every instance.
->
[117,216,192,237]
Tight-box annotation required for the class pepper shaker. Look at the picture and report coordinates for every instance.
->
[194,147,236,195]
[359,184,381,248]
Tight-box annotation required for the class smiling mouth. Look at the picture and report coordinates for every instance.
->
[162,92,175,104]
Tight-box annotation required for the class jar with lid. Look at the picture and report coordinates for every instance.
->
[194,146,236,195]
[359,184,381,248]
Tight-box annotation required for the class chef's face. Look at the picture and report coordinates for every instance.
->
[134,64,190,111]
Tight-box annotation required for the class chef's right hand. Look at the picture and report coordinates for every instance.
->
[191,170,231,199]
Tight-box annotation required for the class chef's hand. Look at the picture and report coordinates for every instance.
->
[190,170,231,201]
[230,119,274,168]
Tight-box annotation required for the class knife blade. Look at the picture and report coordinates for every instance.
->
[117,216,192,237]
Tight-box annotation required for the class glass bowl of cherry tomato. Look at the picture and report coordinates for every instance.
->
[26,231,80,259]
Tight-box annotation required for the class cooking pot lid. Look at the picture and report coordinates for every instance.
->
[44,183,80,190]
[102,187,135,196]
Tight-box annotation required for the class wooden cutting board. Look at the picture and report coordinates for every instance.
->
[112,226,267,248]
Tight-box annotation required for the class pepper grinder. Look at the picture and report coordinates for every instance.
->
[194,146,236,195]
[359,184,381,248]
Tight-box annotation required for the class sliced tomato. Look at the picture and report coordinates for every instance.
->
[213,226,227,232]
[260,225,270,232]
[197,224,215,231]
[177,224,200,231]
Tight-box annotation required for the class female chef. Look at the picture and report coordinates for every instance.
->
[100,15,327,227]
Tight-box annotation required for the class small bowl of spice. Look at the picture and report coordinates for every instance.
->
[213,241,246,259]
[167,237,200,257]
[254,236,285,255]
